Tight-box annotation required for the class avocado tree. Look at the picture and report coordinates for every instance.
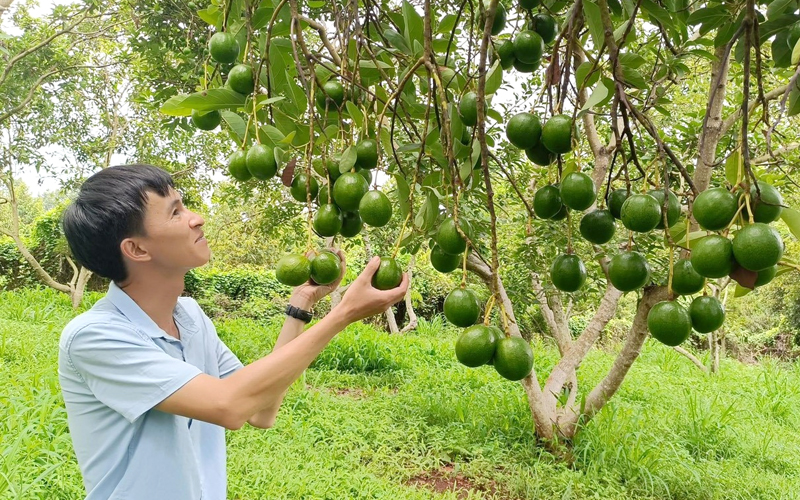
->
[0,2,127,307]
[162,0,800,451]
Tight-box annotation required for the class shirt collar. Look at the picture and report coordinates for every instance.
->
[107,281,199,340]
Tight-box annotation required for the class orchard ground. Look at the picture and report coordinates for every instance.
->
[4,288,800,500]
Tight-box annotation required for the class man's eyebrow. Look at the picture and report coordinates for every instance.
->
[168,197,182,212]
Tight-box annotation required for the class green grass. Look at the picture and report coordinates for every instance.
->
[2,288,800,499]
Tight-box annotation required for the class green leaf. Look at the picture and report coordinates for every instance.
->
[687,5,728,26]
[424,192,438,230]
[307,0,324,7]
[780,207,800,240]
[346,102,363,129]
[339,146,357,173]
[734,284,752,297]
[413,40,424,57]
[621,66,648,89]
[160,95,191,116]
[579,78,613,116]
[314,65,334,84]
[395,174,411,217]
[359,59,393,69]
[641,0,675,32]
[485,60,503,95]
[459,159,473,181]
[252,7,272,29]
[279,131,296,145]
[725,150,741,186]
[182,89,247,111]
[220,111,247,141]
[583,0,606,50]
[260,124,285,147]
[772,30,794,67]
[437,14,457,34]
[714,20,741,48]
[791,35,800,65]
[614,20,636,44]
[576,61,601,89]
[197,6,222,27]
[415,194,436,229]
[255,95,285,111]
[788,86,800,116]
[283,70,308,115]
[397,142,422,153]
[487,108,503,122]
[760,15,800,43]
[402,0,424,53]
[603,0,621,15]
[317,124,338,143]
[768,0,795,20]
[619,52,646,69]
[384,28,412,55]
[688,48,717,60]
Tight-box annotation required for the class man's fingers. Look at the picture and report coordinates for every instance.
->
[392,273,410,301]
[359,256,380,281]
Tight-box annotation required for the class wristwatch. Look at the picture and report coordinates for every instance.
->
[285,303,313,323]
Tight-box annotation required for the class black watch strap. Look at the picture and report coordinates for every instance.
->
[285,304,313,323]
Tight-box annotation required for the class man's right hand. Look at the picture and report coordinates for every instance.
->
[336,256,409,323]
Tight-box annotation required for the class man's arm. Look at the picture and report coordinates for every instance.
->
[246,292,314,428]
[155,257,408,430]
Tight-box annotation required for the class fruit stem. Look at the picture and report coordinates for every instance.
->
[461,248,468,288]
[252,93,260,144]
[727,195,748,231]
[744,191,754,224]
[667,249,674,300]
[483,295,496,325]
[566,208,573,254]
[391,212,412,259]
[498,300,510,337]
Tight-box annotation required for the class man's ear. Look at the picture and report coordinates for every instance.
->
[120,237,152,263]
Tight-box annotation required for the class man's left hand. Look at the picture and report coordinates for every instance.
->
[290,248,347,308]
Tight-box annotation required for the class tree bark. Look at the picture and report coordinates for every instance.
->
[385,306,400,334]
[579,286,669,422]
[466,250,556,439]
[531,272,571,353]
[694,45,731,194]
[398,255,418,334]
[673,346,707,372]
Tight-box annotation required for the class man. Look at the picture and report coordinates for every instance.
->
[58,164,408,500]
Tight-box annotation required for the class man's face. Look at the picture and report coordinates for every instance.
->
[135,188,210,272]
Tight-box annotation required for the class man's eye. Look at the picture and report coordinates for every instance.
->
[173,209,180,216]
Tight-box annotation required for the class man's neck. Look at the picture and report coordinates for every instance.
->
[118,273,185,339]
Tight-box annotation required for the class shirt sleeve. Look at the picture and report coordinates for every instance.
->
[64,323,203,423]
[199,312,244,379]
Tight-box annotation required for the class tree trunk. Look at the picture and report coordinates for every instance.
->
[576,286,669,424]
[385,307,400,334]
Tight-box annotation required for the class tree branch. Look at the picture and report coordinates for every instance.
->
[580,285,669,420]
[543,285,623,402]
[673,346,708,372]
[296,14,343,67]
[721,85,787,139]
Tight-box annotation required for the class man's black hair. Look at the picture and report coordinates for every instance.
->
[62,164,174,283]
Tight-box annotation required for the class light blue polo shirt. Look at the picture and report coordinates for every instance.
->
[58,282,244,500]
